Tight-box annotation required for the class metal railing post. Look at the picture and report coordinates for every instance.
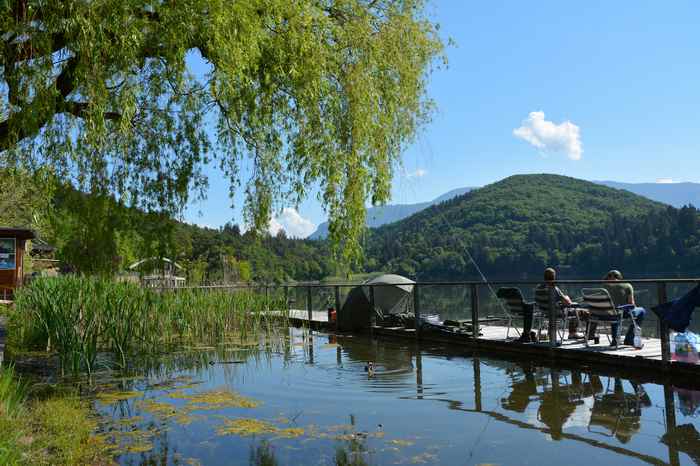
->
[413,284,421,338]
[307,286,313,324]
[470,284,479,339]
[284,286,289,314]
[548,284,557,347]
[657,282,671,363]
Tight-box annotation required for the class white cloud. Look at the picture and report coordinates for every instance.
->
[406,168,427,179]
[268,208,316,238]
[656,178,677,184]
[513,111,583,160]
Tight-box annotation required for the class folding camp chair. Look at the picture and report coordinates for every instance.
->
[534,286,579,345]
[581,288,638,347]
[496,287,542,340]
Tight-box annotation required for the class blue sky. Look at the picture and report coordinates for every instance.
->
[184,1,700,236]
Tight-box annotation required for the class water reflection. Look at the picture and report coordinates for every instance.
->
[90,329,700,466]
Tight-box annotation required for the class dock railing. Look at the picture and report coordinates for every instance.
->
[172,277,700,366]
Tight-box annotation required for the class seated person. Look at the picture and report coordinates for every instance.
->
[519,267,576,342]
[603,269,646,347]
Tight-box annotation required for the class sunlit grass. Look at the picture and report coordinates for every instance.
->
[0,378,108,466]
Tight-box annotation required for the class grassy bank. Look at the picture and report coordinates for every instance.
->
[10,276,287,375]
[0,365,107,465]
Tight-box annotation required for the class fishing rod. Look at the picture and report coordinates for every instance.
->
[400,176,509,319]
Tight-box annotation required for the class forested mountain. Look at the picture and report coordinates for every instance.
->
[364,174,700,280]
[309,187,473,239]
[597,181,700,208]
[309,180,700,239]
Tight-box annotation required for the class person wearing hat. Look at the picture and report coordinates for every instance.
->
[603,269,646,347]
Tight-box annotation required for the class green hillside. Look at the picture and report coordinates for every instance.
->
[365,174,700,279]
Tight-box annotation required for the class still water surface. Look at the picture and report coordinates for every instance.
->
[93,329,700,466]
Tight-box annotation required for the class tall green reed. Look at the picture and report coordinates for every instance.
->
[0,364,27,418]
[12,277,289,375]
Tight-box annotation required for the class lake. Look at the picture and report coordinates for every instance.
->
[92,328,700,466]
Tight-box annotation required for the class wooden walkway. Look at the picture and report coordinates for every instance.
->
[282,309,698,376]
[478,324,663,360]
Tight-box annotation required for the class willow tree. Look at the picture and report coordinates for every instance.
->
[1,0,443,264]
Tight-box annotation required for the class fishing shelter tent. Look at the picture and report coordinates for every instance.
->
[337,274,415,332]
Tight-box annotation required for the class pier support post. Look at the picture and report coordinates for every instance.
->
[473,357,482,411]
[307,286,313,325]
[657,282,671,363]
[414,284,421,338]
[470,284,479,339]
[334,285,341,316]
[664,384,681,466]
[415,348,423,399]
[369,285,376,336]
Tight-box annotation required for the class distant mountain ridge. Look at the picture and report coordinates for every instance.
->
[596,181,700,208]
[308,180,700,239]
[308,187,473,239]
[364,174,700,279]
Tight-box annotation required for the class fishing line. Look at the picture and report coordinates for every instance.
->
[436,205,506,313]
[401,178,508,316]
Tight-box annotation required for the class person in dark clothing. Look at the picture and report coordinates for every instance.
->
[519,267,575,342]
[652,284,700,333]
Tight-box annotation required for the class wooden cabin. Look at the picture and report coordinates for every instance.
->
[0,228,35,299]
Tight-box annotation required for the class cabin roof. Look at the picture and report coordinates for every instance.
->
[0,227,36,240]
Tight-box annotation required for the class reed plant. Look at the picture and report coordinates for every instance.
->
[0,364,26,418]
[12,277,289,375]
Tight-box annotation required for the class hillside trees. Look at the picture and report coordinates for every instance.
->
[365,175,700,280]
[1,0,443,265]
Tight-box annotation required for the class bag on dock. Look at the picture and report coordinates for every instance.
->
[671,331,700,364]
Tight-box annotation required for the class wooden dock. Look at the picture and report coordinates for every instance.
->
[282,309,699,377]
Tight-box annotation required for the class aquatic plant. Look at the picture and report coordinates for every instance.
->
[0,364,26,418]
[217,418,304,438]
[12,276,289,375]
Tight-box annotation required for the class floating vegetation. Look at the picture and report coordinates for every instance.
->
[167,389,261,410]
[217,418,304,438]
[96,427,157,456]
[135,399,179,420]
[389,439,414,447]
[407,452,438,464]
[96,391,142,405]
